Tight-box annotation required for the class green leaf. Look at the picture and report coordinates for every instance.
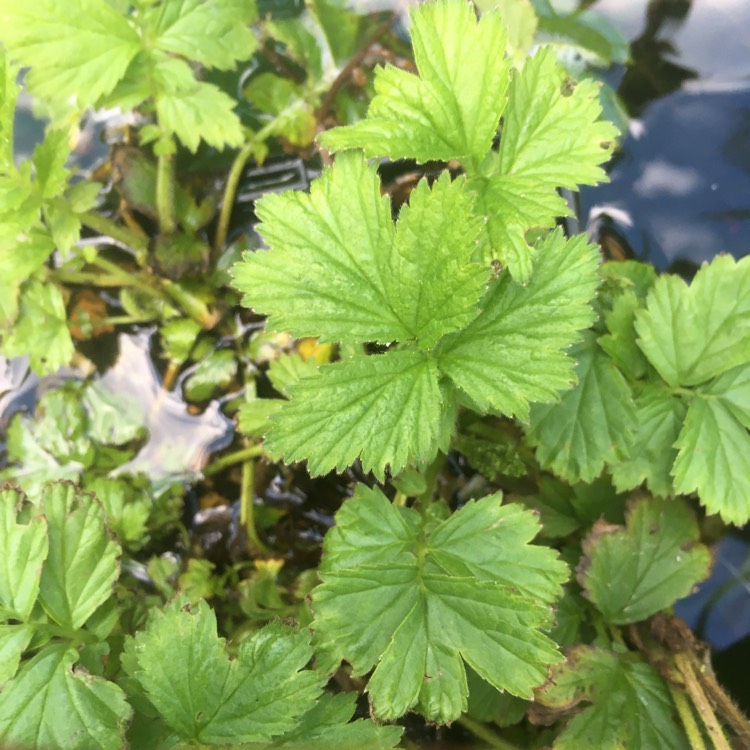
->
[672,396,750,526]
[498,46,617,189]
[183,349,238,401]
[266,350,444,480]
[309,0,363,65]
[312,486,567,723]
[635,255,750,387]
[0,0,141,110]
[153,62,245,152]
[610,384,686,497]
[0,488,48,621]
[526,332,636,483]
[469,170,570,280]
[703,363,750,429]
[38,483,121,630]
[267,352,319,395]
[83,477,151,548]
[438,230,599,420]
[233,154,405,344]
[1,281,74,375]
[534,646,689,750]
[0,624,35,685]
[319,0,510,166]
[270,692,404,749]
[0,47,19,169]
[598,289,651,380]
[125,598,323,743]
[578,497,711,624]
[143,0,257,70]
[0,643,131,750]
[384,173,487,348]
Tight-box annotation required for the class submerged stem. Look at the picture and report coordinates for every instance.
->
[157,150,177,235]
[203,444,265,477]
[240,453,269,554]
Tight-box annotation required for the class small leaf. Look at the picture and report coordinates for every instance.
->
[498,46,617,189]
[265,350,444,480]
[635,255,750,387]
[610,384,686,497]
[578,496,711,624]
[438,230,599,420]
[0,624,35,685]
[312,486,567,723]
[0,487,48,621]
[0,643,131,750]
[1,280,74,375]
[672,396,750,526]
[125,598,323,743]
[526,332,636,484]
[534,645,689,750]
[319,0,510,166]
[38,483,121,630]
[183,349,237,401]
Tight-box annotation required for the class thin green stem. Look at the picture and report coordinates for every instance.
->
[69,314,155,329]
[49,270,131,287]
[456,715,521,750]
[80,210,150,260]
[159,279,218,329]
[203,444,265,477]
[240,453,269,554]
[156,150,177,234]
[89,256,164,299]
[669,684,707,750]
[393,491,408,507]
[214,140,256,254]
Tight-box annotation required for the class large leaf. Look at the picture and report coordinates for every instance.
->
[0,0,140,109]
[312,486,568,723]
[319,0,510,166]
[38,483,120,630]
[526,332,636,483]
[635,255,750,387]
[125,598,323,744]
[265,350,445,480]
[672,396,750,526]
[0,488,48,621]
[438,230,599,420]
[0,643,131,750]
[578,496,711,624]
[534,646,689,750]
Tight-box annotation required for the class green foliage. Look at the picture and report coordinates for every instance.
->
[312,486,567,722]
[578,496,711,624]
[535,645,689,749]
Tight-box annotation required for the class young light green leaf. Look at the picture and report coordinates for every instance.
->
[0,47,18,169]
[312,486,567,723]
[266,350,444,480]
[384,172,487,348]
[233,154,404,344]
[578,497,711,624]
[319,0,510,166]
[438,230,599,420]
[143,0,257,70]
[1,281,74,375]
[526,332,636,484]
[635,255,750,387]
[0,488,48,621]
[0,643,132,750]
[610,384,686,497]
[469,171,569,280]
[83,477,151,549]
[125,598,323,744]
[534,646,689,750]
[0,0,141,110]
[598,289,651,380]
[672,396,750,526]
[498,46,617,189]
[38,483,121,630]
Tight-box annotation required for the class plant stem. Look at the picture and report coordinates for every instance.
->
[214,140,256,254]
[89,256,164,298]
[159,279,218,329]
[157,150,177,235]
[80,210,150,259]
[670,684,707,750]
[456,715,521,750]
[203,444,265,477]
[240,452,269,554]
[675,652,731,750]
[50,270,132,287]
